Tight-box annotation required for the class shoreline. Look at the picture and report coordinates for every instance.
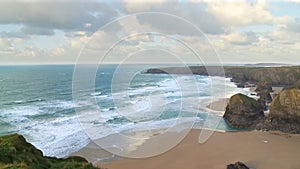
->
[72,96,232,162]
[71,94,237,163]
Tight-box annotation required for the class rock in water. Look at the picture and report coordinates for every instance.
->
[227,161,250,169]
[223,93,264,128]
[269,86,300,124]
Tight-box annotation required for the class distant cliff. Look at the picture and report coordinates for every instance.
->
[0,134,97,169]
[146,66,300,86]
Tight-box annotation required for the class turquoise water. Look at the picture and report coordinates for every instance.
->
[0,65,249,157]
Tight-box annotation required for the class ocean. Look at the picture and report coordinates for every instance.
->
[0,64,251,158]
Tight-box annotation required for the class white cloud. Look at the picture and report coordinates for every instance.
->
[0,38,12,50]
[206,0,273,26]
[124,0,166,12]
[220,31,258,45]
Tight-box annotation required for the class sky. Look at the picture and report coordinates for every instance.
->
[0,0,299,65]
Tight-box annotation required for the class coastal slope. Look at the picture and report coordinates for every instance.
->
[0,134,98,169]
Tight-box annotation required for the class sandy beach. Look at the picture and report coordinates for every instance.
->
[97,130,300,169]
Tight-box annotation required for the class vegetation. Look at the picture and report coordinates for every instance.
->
[0,134,98,169]
[229,93,262,110]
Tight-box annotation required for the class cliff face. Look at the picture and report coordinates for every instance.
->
[225,66,300,86]
[269,87,300,124]
[0,134,97,169]
[223,94,264,128]
[247,67,300,85]
[146,66,300,86]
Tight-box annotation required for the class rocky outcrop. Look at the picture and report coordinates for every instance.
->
[223,93,264,128]
[269,86,300,124]
[227,162,250,169]
[255,83,300,134]
[255,80,273,93]
[256,80,273,110]
[0,134,97,169]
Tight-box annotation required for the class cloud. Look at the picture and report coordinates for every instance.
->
[124,0,166,12]
[21,25,54,35]
[0,1,299,65]
[0,1,119,35]
[287,17,300,33]
[124,1,224,35]
[0,31,30,39]
[220,31,258,45]
[206,0,273,26]
[0,38,13,51]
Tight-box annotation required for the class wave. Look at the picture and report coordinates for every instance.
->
[91,92,102,96]
[0,70,248,159]
[5,98,45,105]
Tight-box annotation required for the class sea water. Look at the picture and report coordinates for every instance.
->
[0,64,251,158]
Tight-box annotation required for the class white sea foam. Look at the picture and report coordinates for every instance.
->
[0,73,247,158]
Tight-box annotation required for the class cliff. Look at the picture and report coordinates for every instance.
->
[146,66,300,133]
[146,66,300,86]
[223,94,264,129]
[0,134,97,169]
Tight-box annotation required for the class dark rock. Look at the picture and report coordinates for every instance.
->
[255,81,273,110]
[237,83,246,88]
[258,99,268,111]
[227,161,250,169]
[257,90,272,104]
[223,93,264,128]
[256,117,300,134]
[255,80,273,93]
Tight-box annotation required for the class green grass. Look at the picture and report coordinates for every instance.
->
[0,134,98,169]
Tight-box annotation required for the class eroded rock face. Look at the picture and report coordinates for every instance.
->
[255,80,273,93]
[223,93,264,128]
[227,162,250,169]
[269,87,300,124]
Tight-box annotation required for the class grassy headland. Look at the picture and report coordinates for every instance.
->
[0,134,98,169]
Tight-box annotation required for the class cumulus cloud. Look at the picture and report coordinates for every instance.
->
[0,38,13,51]
[206,0,273,26]
[287,18,300,33]
[124,0,166,12]
[220,31,258,45]
[0,0,299,64]
[135,11,223,35]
